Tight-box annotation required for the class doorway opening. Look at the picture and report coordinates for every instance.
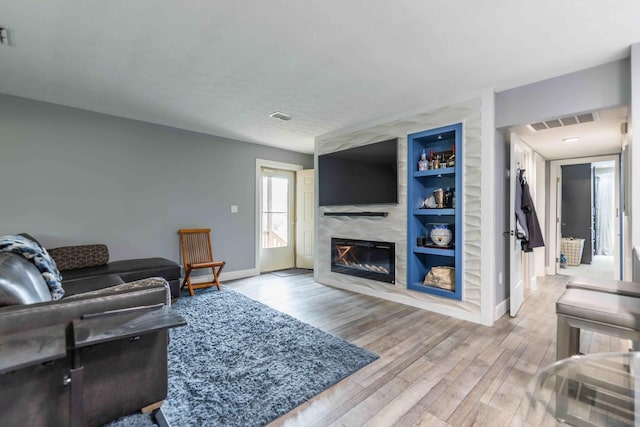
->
[255,159,315,274]
[260,167,295,272]
[549,154,621,280]
[557,160,617,281]
[509,106,627,287]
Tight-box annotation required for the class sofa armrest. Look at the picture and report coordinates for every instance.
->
[0,280,168,336]
[64,277,171,306]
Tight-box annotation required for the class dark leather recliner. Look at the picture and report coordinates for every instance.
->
[0,252,184,426]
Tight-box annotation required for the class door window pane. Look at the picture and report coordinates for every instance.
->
[262,176,289,248]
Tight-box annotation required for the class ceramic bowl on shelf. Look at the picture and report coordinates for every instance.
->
[430,224,452,247]
[424,194,436,208]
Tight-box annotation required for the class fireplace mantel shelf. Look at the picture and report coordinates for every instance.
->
[323,212,388,217]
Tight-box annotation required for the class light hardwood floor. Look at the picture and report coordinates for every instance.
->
[225,273,628,427]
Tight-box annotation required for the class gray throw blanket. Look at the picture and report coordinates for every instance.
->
[0,235,64,300]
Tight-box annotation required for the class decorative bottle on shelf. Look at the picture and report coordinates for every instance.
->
[444,188,453,208]
[418,149,429,171]
[448,143,456,167]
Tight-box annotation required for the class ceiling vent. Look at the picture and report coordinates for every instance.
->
[526,112,599,132]
[269,111,293,121]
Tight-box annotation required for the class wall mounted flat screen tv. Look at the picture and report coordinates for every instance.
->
[319,138,398,206]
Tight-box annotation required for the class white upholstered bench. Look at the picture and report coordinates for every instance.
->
[566,275,640,298]
[556,288,640,360]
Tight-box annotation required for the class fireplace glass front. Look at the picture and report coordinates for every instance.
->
[331,238,395,284]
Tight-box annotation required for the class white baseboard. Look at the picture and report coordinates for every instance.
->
[187,268,259,284]
[495,298,509,319]
[221,268,260,282]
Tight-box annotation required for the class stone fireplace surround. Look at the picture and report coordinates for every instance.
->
[315,97,489,324]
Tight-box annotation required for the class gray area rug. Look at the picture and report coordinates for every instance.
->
[270,268,313,277]
[105,288,378,426]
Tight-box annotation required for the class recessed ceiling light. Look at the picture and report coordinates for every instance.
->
[269,111,293,121]
[562,137,580,143]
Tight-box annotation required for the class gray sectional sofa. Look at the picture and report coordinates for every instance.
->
[44,240,181,299]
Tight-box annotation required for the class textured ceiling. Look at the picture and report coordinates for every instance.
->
[0,1,639,154]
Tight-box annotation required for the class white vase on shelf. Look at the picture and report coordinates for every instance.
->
[430,225,452,247]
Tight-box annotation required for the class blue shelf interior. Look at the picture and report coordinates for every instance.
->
[407,123,462,300]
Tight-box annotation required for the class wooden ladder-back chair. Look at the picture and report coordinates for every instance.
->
[178,228,226,296]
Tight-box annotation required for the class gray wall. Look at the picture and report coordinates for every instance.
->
[0,94,312,272]
[632,44,640,255]
[496,58,630,128]
[495,130,507,304]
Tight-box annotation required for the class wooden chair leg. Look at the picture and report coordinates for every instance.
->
[211,267,220,290]
[141,400,164,414]
[181,267,195,297]
[182,263,225,296]
[212,263,225,291]
[180,267,190,290]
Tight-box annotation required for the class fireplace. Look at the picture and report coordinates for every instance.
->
[331,238,395,284]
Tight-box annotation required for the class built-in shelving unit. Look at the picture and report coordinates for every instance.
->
[407,123,462,300]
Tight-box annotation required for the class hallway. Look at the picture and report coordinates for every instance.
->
[558,255,614,281]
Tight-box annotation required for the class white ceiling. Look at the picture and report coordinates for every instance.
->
[1,1,639,154]
[513,106,628,160]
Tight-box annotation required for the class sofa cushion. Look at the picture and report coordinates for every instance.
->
[48,244,109,271]
[62,274,125,297]
[61,257,180,282]
[115,258,180,283]
[0,253,52,306]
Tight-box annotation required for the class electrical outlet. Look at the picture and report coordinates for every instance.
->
[0,28,9,45]
[231,205,238,213]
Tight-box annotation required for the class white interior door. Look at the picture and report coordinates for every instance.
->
[260,168,295,272]
[295,169,314,269]
[510,133,529,317]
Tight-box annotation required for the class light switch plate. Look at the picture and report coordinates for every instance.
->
[231,205,238,213]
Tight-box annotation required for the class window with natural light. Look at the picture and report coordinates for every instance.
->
[262,176,289,248]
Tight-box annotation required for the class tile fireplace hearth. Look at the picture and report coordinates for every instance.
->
[331,238,395,284]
